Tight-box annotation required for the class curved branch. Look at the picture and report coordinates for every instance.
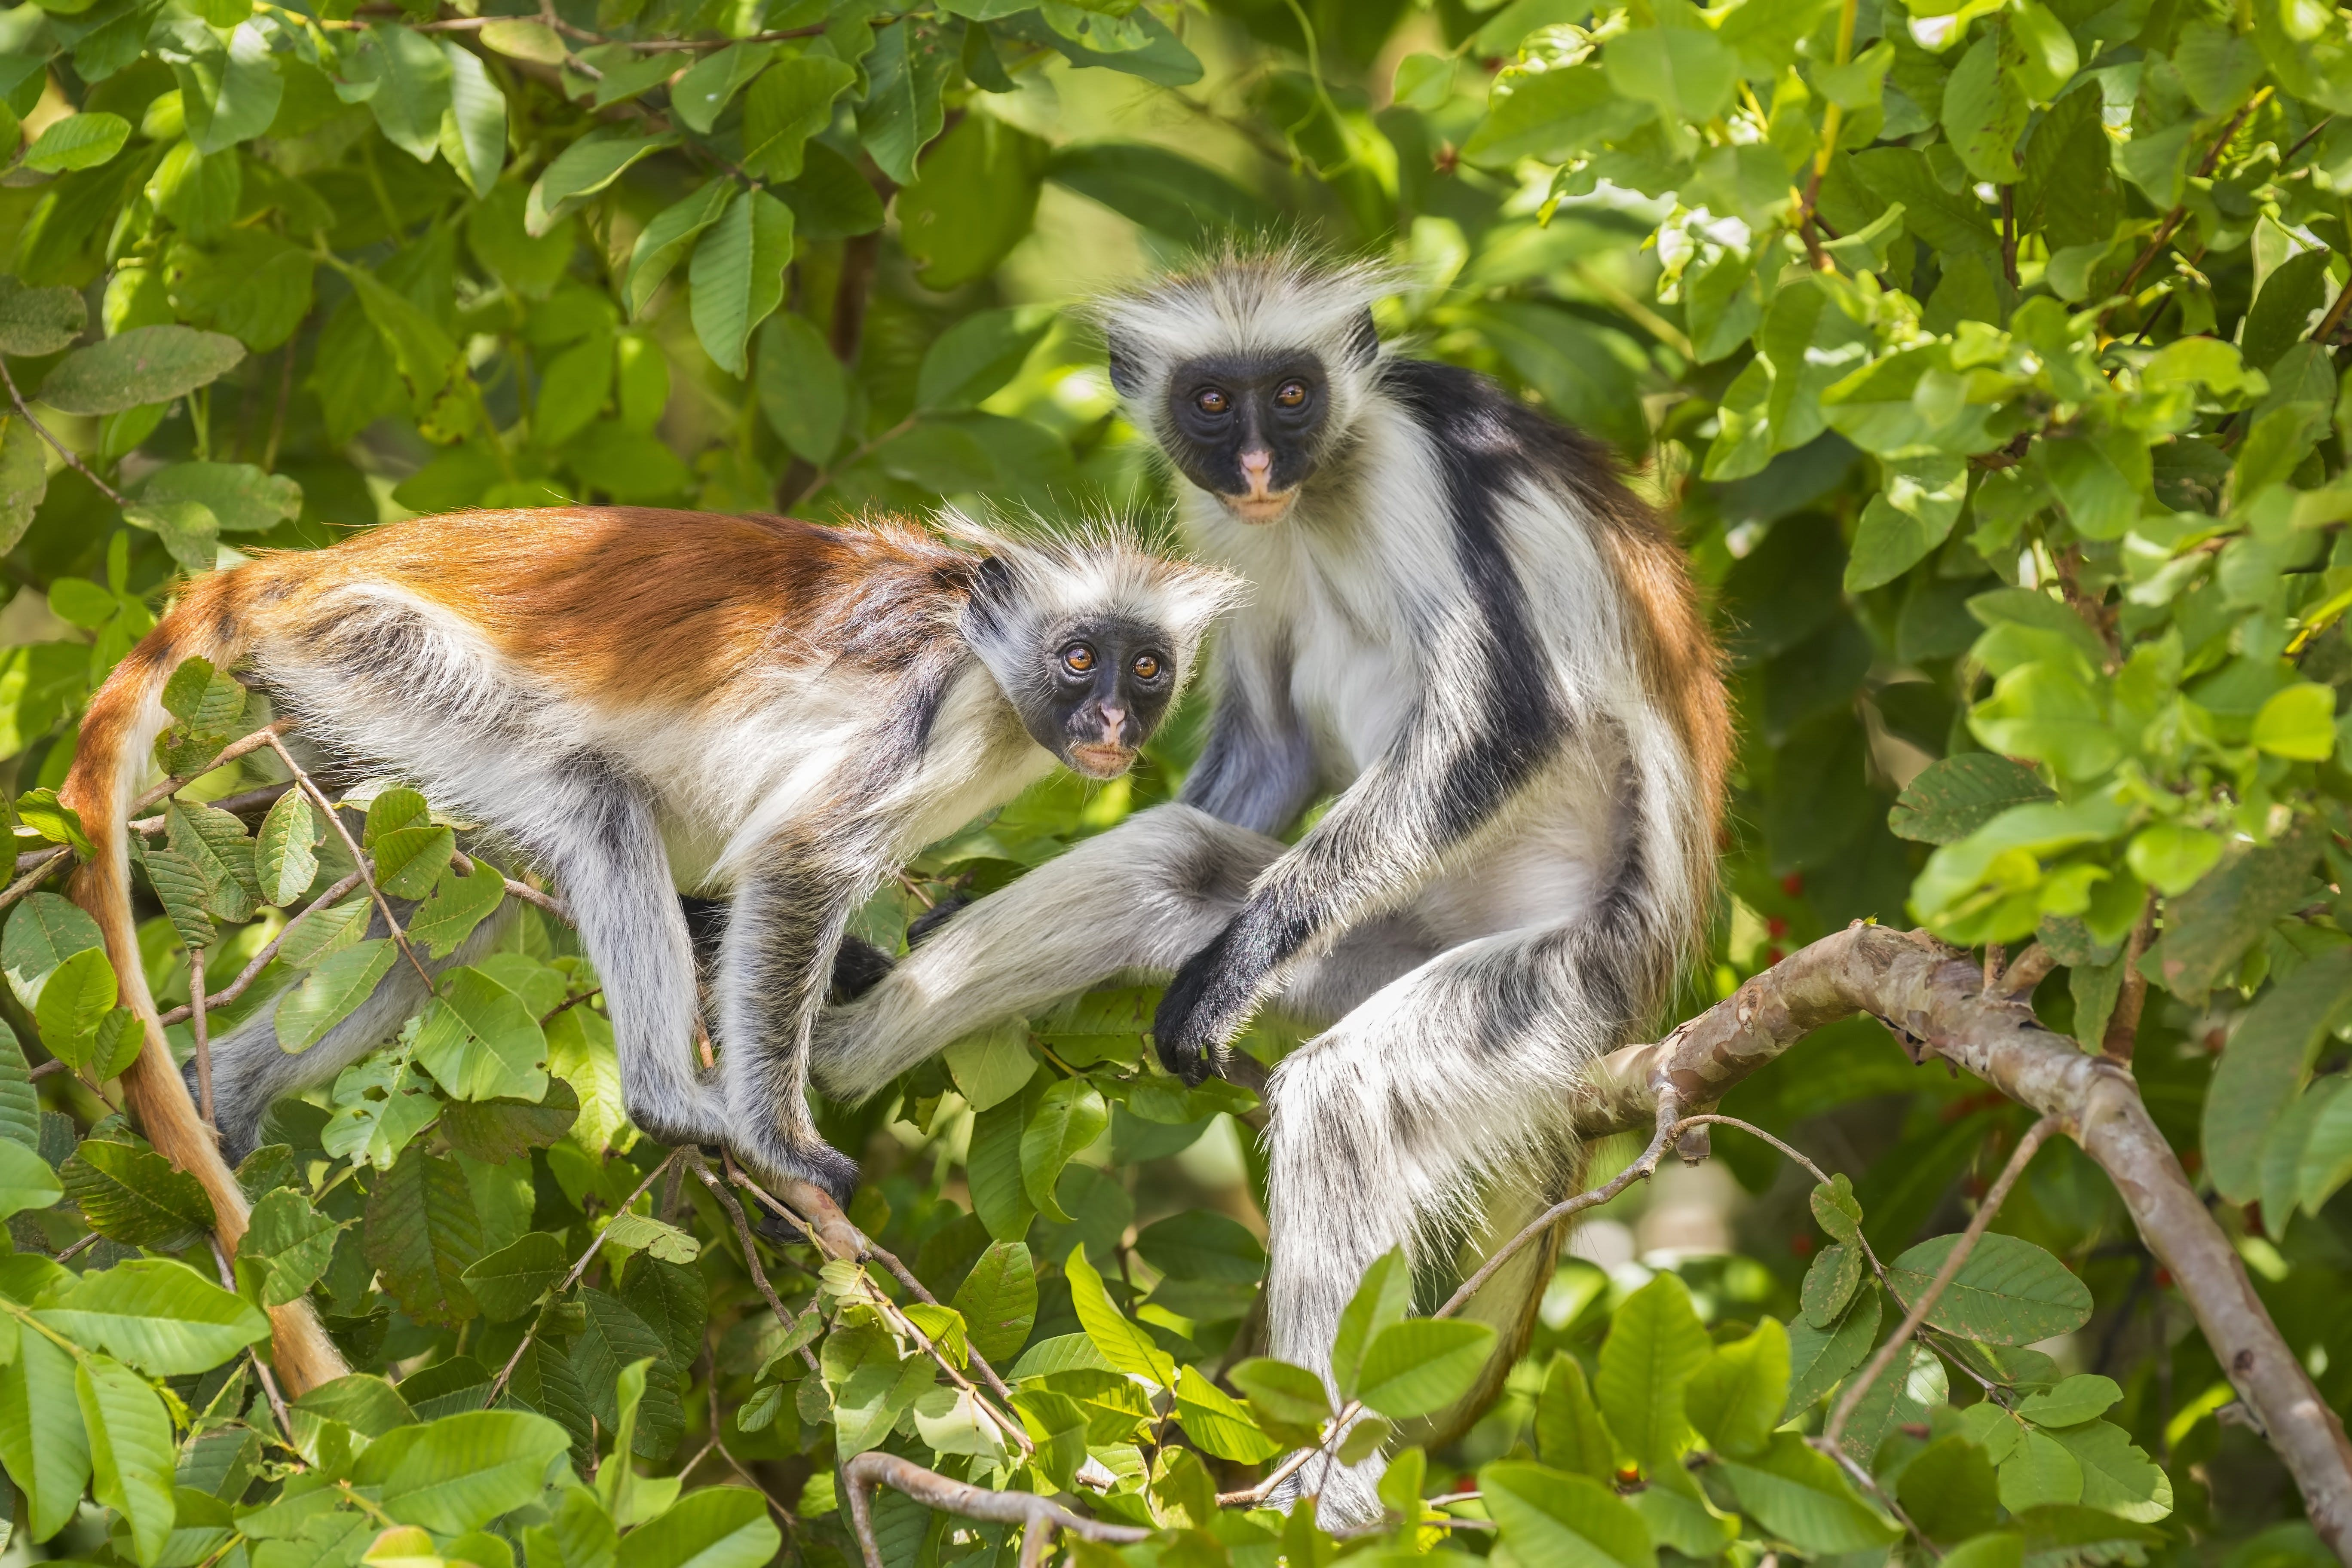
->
[844,1452,1149,1568]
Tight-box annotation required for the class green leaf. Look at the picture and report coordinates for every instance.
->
[174,20,280,156]
[689,189,793,379]
[1685,1318,1789,1458]
[1899,1435,2001,1542]
[858,18,950,185]
[1785,1284,1880,1415]
[3,894,104,1011]
[965,1080,1040,1241]
[372,824,455,901]
[917,308,1054,412]
[1605,25,1736,121]
[742,54,858,182]
[1228,1356,1331,1429]
[38,325,242,416]
[1136,1209,1264,1283]
[1174,1364,1281,1462]
[0,276,89,355]
[1800,1241,1864,1328]
[1063,1243,1173,1389]
[897,113,1051,290]
[2126,823,2224,897]
[0,1139,61,1220]
[671,41,774,134]
[624,182,732,321]
[1020,1078,1106,1221]
[616,1487,780,1568]
[23,112,129,172]
[2145,819,2324,1001]
[237,1186,341,1307]
[1886,1232,2092,1344]
[950,1240,1035,1366]
[754,312,847,464]
[0,1327,88,1541]
[0,415,47,556]
[1596,1271,1710,1472]
[1888,754,2057,846]
[824,1317,931,1459]
[167,798,260,919]
[138,461,299,533]
[365,1146,484,1329]
[1330,1247,1413,1401]
[274,939,397,1054]
[2044,1419,2172,1521]
[437,39,505,198]
[1716,1431,1901,1552]
[413,966,547,1103]
[442,1077,580,1164]
[1355,1318,1498,1420]
[352,1409,570,1532]
[78,1351,175,1567]
[1535,1352,1616,1481]
[525,128,677,238]
[64,1138,213,1250]
[349,22,450,160]
[1479,1460,1654,1568]
[461,1231,567,1323]
[1044,141,1276,245]
[36,944,118,1060]
[1942,28,2029,184]
[252,790,318,908]
[38,1259,268,1373]
[407,857,505,961]
[2254,682,2338,759]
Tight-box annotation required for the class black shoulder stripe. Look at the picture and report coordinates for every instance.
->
[1377,357,1571,840]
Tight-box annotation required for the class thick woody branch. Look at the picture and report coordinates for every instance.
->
[844,1452,1149,1568]
[1572,921,2352,1559]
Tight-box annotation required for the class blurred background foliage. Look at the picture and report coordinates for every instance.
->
[0,0,2346,1561]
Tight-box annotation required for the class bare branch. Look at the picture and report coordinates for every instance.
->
[158,869,369,1027]
[843,1452,1148,1568]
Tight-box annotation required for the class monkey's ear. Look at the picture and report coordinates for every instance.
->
[1347,309,1380,366]
[1106,337,1142,397]
[973,553,1015,599]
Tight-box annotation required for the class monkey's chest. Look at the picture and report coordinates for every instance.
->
[1285,608,1414,787]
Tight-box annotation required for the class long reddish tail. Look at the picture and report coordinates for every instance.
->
[58,572,349,1393]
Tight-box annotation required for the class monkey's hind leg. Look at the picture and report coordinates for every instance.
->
[198,902,517,1163]
[1259,921,1617,1528]
[808,805,1282,1104]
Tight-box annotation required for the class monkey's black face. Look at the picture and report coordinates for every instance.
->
[1161,353,1330,524]
[1022,616,1178,779]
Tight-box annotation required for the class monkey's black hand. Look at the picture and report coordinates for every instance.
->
[1153,923,1264,1085]
[828,936,895,1003]
[906,894,969,948]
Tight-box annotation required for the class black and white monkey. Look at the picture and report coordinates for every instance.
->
[64,506,1237,1208]
[811,256,1731,1518]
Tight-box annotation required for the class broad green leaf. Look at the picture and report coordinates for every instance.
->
[1228,1356,1330,1428]
[1063,1243,1173,1389]
[352,1409,570,1531]
[365,1146,485,1329]
[36,944,118,1060]
[689,188,793,379]
[1886,1233,2094,1345]
[1355,1318,1498,1420]
[1174,1365,1281,1461]
[1685,1318,1789,1458]
[413,966,547,1103]
[1800,1241,1863,1327]
[2254,682,2338,759]
[0,1327,88,1540]
[407,857,506,960]
[898,113,1050,289]
[1898,1434,2002,1542]
[1480,1460,1654,1568]
[2126,823,2224,897]
[754,312,847,463]
[949,1240,1035,1365]
[2207,945,2352,1200]
[824,1317,931,1459]
[616,1486,779,1568]
[275,939,397,1054]
[742,54,858,182]
[38,325,242,415]
[858,19,949,184]
[24,112,129,172]
[237,1186,341,1307]
[0,415,46,555]
[174,21,279,155]
[2045,1420,2173,1521]
[524,128,677,237]
[372,824,456,900]
[625,182,732,320]
[2017,1374,2123,1428]
[351,23,450,160]
[442,1077,580,1165]
[2000,1429,2085,1510]
[78,1352,174,1566]
[1331,1248,1413,1401]
[1605,26,1736,120]
[1020,1077,1106,1221]
[4,892,106,1010]
[255,790,319,907]
[0,277,89,355]
[1596,1271,1709,1471]
[965,1079,1040,1240]
[1786,1285,1880,1415]
[671,42,774,133]
[0,1139,60,1220]
[64,1139,213,1250]
[1536,1352,1616,1481]
[438,40,505,198]
[1136,1209,1264,1283]
[1716,1431,1901,1552]
[38,1258,268,1373]
[1888,753,2055,845]
[916,307,1053,411]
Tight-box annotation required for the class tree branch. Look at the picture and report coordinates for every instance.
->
[844,1452,1149,1568]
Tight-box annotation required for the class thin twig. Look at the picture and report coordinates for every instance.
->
[264,733,438,996]
[1823,1115,2060,1449]
[208,1237,295,1447]
[448,849,573,923]
[126,784,291,840]
[157,870,368,1027]
[2115,89,2272,305]
[131,721,299,817]
[0,358,124,507]
[681,1152,818,1369]
[1999,942,2056,1000]
[864,1239,1023,1412]
[0,846,70,917]
[844,1452,1147,1568]
[2103,890,2159,1063]
[54,1230,101,1262]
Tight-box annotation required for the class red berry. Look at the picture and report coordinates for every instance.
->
[1781,873,1805,896]
[1766,916,1789,938]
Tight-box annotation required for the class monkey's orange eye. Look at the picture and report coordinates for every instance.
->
[1132,652,1161,680]
[1196,388,1229,415]
[1275,380,1308,408]
[1062,643,1096,674]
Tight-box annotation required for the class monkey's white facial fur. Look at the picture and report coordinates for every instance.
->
[1099,252,1391,522]
[955,521,1244,774]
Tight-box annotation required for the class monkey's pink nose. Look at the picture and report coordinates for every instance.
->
[1240,448,1274,495]
[1100,705,1127,742]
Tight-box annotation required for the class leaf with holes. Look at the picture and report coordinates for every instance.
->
[1886,1233,2092,1345]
